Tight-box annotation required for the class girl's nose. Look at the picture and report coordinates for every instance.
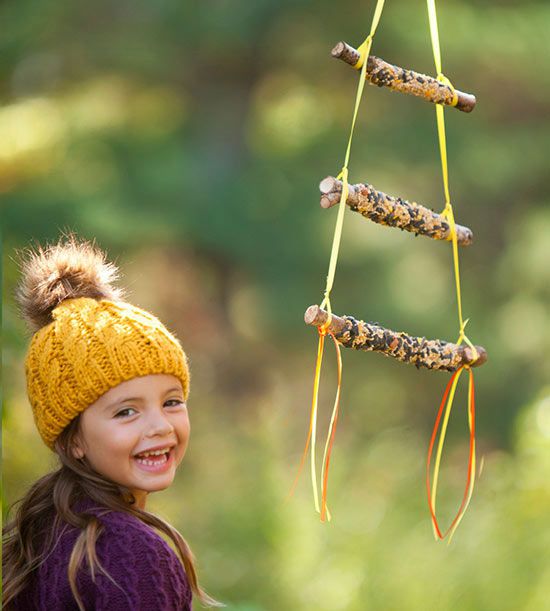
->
[145,410,175,438]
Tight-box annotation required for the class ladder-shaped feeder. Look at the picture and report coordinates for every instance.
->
[295,11,488,538]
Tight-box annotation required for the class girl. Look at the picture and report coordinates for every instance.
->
[2,235,222,610]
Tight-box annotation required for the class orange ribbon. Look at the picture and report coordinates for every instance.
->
[288,325,343,522]
[426,366,476,541]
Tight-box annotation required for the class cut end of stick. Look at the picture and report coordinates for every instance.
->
[319,176,338,194]
[456,93,477,113]
[331,41,360,67]
[331,42,346,59]
[464,346,488,368]
[319,176,343,209]
[304,304,322,326]
[304,305,347,335]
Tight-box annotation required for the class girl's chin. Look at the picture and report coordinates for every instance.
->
[131,470,176,490]
[129,475,174,495]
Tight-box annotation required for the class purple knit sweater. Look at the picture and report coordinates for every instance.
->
[12,497,193,610]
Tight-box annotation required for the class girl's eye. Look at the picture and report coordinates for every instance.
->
[113,400,184,418]
[114,408,136,418]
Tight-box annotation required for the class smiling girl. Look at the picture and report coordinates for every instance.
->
[2,235,221,610]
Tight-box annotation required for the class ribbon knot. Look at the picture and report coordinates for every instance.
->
[354,35,373,70]
[436,72,459,107]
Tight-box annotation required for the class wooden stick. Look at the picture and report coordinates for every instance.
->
[332,41,476,113]
[320,176,473,246]
[305,305,487,372]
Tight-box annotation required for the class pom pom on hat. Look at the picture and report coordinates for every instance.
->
[16,233,124,333]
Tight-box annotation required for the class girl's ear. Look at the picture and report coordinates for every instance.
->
[70,435,85,459]
[72,447,85,460]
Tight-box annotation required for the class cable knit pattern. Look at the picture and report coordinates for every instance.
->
[12,498,193,610]
[25,297,190,449]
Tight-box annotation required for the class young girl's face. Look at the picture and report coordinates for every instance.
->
[72,374,190,506]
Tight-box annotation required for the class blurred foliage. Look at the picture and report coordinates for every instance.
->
[2,0,550,609]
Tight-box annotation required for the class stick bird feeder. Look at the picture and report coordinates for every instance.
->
[292,0,487,541]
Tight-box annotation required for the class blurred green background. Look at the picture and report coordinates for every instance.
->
[2,0,549,609]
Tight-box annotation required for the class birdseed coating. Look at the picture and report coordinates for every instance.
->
[366,55,457,106]
[349,182,472,245]
[334,314,466,372]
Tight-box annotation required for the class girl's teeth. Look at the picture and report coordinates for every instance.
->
[136,448,170,458]
[135,453,168,466]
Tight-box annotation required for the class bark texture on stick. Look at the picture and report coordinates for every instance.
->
[320,176,473,246]
[305,305,487,372]
[332,42,476,113]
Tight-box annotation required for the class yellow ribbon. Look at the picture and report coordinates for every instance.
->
[427,0,476,355]
[321,0,385,316]
[308,0,386,519]
[426,0,478,540]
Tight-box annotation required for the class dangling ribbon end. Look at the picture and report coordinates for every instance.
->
[478,455,485,479]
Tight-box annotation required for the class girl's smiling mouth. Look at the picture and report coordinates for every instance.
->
[133,447,175,473]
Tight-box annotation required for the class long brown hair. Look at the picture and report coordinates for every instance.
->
[2,415,223,610]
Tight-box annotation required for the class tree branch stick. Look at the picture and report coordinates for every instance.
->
[305,305,487,372]
[320,176,473,246]
[332,42,476,113]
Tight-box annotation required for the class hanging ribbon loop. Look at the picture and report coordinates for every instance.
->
[426,366,476,542]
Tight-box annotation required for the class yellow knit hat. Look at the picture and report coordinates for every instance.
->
[17,236,190,450]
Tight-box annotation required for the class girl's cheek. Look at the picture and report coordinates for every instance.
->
[175,444,187,466]
[176,412,190,434]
